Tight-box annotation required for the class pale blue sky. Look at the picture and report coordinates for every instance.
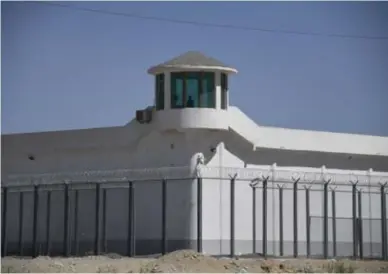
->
[2,1,388,135]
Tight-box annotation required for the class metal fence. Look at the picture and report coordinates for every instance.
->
[1,166,388,260]
[248,176,388,260]
[1,178,200,257]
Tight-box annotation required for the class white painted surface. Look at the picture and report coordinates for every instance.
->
[257,126,388,156]
[228,106,261,147]
[153,108,229,131]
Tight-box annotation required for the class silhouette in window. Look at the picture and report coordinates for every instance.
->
[186,95,194,108]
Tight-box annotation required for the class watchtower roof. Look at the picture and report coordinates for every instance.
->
[147,51,238,75]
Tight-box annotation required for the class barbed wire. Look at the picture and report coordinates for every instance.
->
[2,165,388,187]
[3,166,193,186]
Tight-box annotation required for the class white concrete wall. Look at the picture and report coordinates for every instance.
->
[3,112,388,257]
[2,125,206,255]
[2,125,254,256]
[227,106,261,146]
[153,108,229,131]
[257,126,388,157]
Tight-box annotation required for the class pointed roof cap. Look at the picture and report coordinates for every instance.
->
[147,51,238,75]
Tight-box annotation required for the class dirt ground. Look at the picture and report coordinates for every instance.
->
[2,250,388,273]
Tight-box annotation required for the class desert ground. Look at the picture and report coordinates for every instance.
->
[2,250,388,273]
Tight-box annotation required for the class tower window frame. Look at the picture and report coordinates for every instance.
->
[155,73,165,110]
[170,71,215,109]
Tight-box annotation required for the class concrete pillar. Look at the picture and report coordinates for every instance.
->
[215,72,221,110]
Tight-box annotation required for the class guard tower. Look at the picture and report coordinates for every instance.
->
[145,51,238,131]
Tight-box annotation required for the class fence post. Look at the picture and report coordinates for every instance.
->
[358,190,363,259]
[352,182,358,259]
[278,185,284,257]
[74,190,79,256]
[323,180,330,259]
[32,184,39,258]
[94,182,101,256]
[162,179,168,255]
[331,188,337,258]
[102,188,108,254]
[263,178,268,259]
[381,183,387,260]
[305,186,311,258]
[251,183,256,254]
[230,174,237,258]
[18,191,24,256]
[46,191,52,256]
[197,177,203,253]
[64,182,70,257]
[128,181,136,257]
[293,179,299,258]
[1,186,8,257]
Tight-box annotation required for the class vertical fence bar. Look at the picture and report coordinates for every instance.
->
[381,184,387,260]
[352,183,358,259]
[293,180,298,258]
[263,179,268,258]
[128,181,135,257]
[74,190,79,256]
[18,192,24,256]
[162,179,168,255]
[331,189,337,258]
[102,188,108,254]
[305,187,311,258]
[46,191,52,256]
[279,186,284,257]
[197,178,203,253]
[1,187,8,257]
[32,185,39,257]
[230,176,236,258]
[94,183,101,255]
[252,184,256,254]
[323,182,329,259]
[63,183,70,257]
[358,190,363,259]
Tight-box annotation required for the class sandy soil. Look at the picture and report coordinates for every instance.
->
[2,250,388,273]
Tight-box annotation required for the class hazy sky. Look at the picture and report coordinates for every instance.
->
[2,1,388,135]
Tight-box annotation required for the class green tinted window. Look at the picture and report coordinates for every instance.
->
[202,72,215,108]
[170,72,215,109]
[186,72,199,108]
[155,74,165,110]
[171,73,184,108]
